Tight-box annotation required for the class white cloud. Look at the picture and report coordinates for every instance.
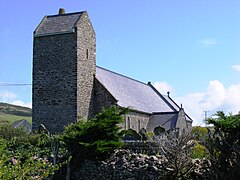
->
[154,80,240,126]
[0,91,17,101]
[0,91,31,108]
[199,38,217,46]
[232,64,240,72]
[11,100,32,108]
[153,81,175,95]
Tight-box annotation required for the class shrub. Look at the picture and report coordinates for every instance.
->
[121,129,142,141]
[192,126,208,142]
[0,129,60,179]
[191,141,209,159]
[61,106,127,163]
[206,111,240,179]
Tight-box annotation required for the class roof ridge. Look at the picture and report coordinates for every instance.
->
[46,11,84,18]
[163,94,193,122]
[147,83,177,112]
[96,66,149,86]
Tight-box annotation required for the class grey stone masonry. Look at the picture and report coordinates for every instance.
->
[32,11,96,133]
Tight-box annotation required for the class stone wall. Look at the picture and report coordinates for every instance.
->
[175,108,189,134]
[122,111,149,132]
[71,149,166,180]
[92,78,117,116]
[69,149,211,180]
[76,12,96,120]
[32,33,78,133]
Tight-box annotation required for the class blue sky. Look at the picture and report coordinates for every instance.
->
[0,0,239,125]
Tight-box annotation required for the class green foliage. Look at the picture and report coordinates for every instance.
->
[0,125,65,179]
[192,126,208,141]
[0,113,32,124]
[154,126,165,136]
[61,106,127,163]
[206,111,240,179]
[191,141,209,159]
[121,129,142,141]
[207,111,240,131]
[147,131,154,139]
[0,124,29,141]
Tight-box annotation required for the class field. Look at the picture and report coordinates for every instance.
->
[0,113,32,124]
[0,102,32,124]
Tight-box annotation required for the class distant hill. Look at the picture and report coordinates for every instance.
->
[0,102,32,124]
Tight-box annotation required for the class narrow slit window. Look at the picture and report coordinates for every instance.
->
[86,49,89,59]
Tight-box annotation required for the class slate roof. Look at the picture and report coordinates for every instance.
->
[96,66,175,114]
[12,119,32,133]
[34,12,84,36]
[146,112,178,131]
[163,95,193,122]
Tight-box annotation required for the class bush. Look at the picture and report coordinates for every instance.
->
[205,111,240,179]
[121,129,142,141]
[61,106,127,163]
[191,141,209,159]
[0,124,29,141]
[0,129,60,179]
[192,126,208,142]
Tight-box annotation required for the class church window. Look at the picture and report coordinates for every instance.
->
[127,117,130,129]
[138,119,141,132]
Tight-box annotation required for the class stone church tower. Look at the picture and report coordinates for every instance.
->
[32,9,96,133]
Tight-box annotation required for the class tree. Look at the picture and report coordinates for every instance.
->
[61,106,127,164]
[154,129,195,179]
[206,111,240,179]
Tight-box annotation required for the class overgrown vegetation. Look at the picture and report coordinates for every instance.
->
[205,111,240,179]
[1,106,240,179]
[0,126,61,179]
[61,106,127,164]
[0,106,127,179]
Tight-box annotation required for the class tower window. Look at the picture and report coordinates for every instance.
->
[86,49,89,59]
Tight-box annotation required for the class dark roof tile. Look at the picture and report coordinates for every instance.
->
[96,66,174,113]
[34,12,83,36]
[147,113,178,131]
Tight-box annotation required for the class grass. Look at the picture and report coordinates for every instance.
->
[0,113,32,124]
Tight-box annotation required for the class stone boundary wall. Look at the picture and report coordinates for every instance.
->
[70,149,211,180]
[123,141,160,155]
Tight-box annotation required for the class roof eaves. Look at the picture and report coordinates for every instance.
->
[128,108,152,115]
[152,111,178,115]
[34,31,74,37]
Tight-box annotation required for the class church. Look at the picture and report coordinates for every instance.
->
[32,9,192,134]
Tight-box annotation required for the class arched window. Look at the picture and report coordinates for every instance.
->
[138,119,141,132]
[126,117,130,129]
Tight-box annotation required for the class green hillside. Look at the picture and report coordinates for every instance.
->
[0,102,32,124]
